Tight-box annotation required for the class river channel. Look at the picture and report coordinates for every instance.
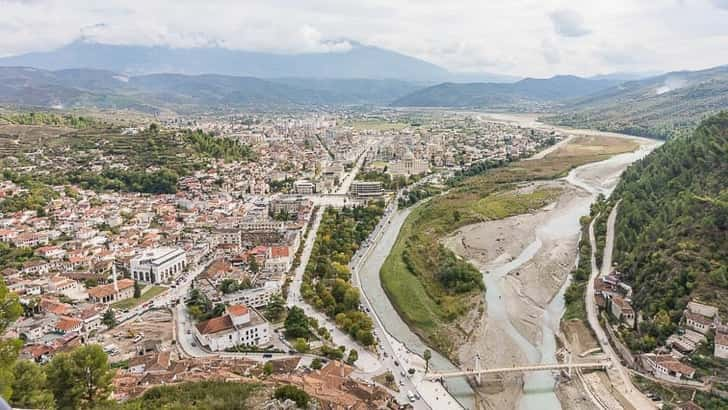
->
[359,114,661,409]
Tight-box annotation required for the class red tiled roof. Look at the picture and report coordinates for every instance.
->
[270,246,289,258]
[196,315,234,335]
[56,316,82,332]
[228,304,249,317]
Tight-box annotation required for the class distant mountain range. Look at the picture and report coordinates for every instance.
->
[542,65,728,139]
[0,40,517,83]
[0,67,425,112]
[391,75,622,108]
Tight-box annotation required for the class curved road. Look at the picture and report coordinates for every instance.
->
[586,204,656,409]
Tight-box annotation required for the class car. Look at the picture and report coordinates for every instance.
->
[262,353,273,358]
[394,360,399,366]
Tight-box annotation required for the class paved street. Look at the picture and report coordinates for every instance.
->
[586,205,656,409]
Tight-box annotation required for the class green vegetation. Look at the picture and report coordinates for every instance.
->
[356,170,412,190]
[563,215,595,321]
[610,112,728,344]
[183,129,255,162]
[218,278,252,294]
[1,112,99,128]
[0,242,35,270]
[343,118,413,131]
[99,381,263,410]
[263,295,286,322]
[186,288,225,321]
[274,385,310,408]
[398,185,442,208]
[110,286,166,310]
[301,202,385,347]
[0,277,23,400]
[0,124,254,195]
[633,374,728,410]
[381,135,640,357]
[46,345,115,409]
[541,67,728,140]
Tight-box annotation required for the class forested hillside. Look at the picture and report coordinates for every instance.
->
[613,112,728,325]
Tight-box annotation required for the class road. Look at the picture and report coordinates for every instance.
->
[586,204,656,409]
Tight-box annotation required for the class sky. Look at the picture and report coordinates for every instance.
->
[1,0,727,77]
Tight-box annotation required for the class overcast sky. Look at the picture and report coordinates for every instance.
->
[1,0,728,77]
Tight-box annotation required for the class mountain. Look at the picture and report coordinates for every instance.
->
[610,112,728,345]
[0,40,508,83]
[390,75,620,108]
[543,65,728,139]
[0,67,424,112]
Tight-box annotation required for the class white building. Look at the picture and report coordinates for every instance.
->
[715,332,728,360]
[293,180,315,194]
[350,181,383,198]
[130,247,187,284]
[221,281,280,308]
[193,304,271,351]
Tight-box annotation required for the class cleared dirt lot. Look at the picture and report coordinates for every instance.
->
[96,309,175,362]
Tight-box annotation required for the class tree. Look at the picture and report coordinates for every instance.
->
[133,280,141,299]
[10,360,55,409]
[346,349,358,365]
[293,338,310,353]
[284,306,310,339]
[46,344,114,409]
[248,254,260,274]
[310,358,322,370]
[0,277,22,399]
[263,361,273,376]
[264,295,286,322]
[385,372,395,384]
[423,349,432,373]
[274,385,310,408]
[102,309,117,328]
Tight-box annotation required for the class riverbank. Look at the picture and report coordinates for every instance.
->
[441,122,659,408]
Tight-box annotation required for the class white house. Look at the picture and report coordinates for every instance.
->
[715,332,728,360]
[193,304,270,351]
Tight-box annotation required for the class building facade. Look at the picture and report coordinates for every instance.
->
[130,247,187,284]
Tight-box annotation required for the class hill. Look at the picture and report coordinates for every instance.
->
[0,40,511,83]
[391,75,619,109]
[0,67,423,112]
[543,65,728,139]
[611,112,728,340]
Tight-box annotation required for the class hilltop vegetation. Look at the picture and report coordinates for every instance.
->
[543,65,728,140]
[612,112,728,328]
[0,120,255,196]
[0,112,100,128]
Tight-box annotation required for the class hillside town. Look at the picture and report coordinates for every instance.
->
[0,111,563,408]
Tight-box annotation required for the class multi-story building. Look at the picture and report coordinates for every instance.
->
[350,181,383,198]
[221,281,280,308]
[293,180,315,194]
[130,247,187,284]
[193,304,271,351]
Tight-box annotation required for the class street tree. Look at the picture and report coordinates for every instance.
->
[423,349,432,373]
[46,344,114,409]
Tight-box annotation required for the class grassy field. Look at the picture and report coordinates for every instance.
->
[111,286,167,310]
[379,134,641,358]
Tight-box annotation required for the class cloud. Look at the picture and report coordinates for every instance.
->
[549,9,591,37]
[711,0,728,9]
[541,39,561,64]
[0,1,727,77]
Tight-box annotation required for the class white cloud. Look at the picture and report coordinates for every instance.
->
[549,9,591,37]
[0,0,727,77]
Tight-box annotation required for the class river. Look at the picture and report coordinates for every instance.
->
[360,112,661,409]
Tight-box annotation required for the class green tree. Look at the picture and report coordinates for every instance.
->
[264,295,286,322]
[274,385,310,408]
[263,361,273,376]
[284,306,310,339]
[423,349,432,373]
[0,277,22,398]
[102,309,117,328]
[310,358,323,370]
[248,254,260,274]
[46,344,114,409]
[10,360,55,409]
[346,349,358,365]
[293,338,310,353]
[133,280,141,299]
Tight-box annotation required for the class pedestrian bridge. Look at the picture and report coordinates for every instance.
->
[425,361,612,381]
